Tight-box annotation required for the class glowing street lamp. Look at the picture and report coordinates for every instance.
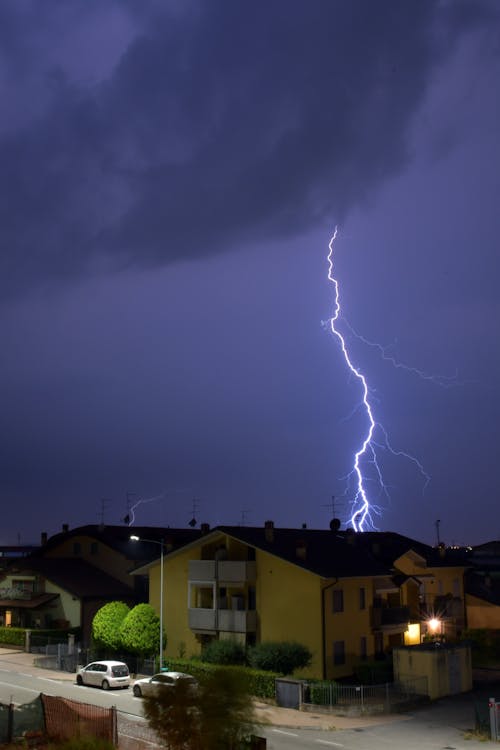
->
[130,535,164,670]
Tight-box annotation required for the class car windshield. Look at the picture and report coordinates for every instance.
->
[111,665,129,677]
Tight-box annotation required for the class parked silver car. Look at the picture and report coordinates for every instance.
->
[132,671,197,698]
[76,660,130,690]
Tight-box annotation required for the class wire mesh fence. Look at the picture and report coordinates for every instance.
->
[304,675,429,712]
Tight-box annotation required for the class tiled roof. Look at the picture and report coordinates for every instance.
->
[217,526,391,578]
[35,524,203,563]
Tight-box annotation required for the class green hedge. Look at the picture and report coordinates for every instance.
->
[165,657,279,700]
[0,627,25,647]
[0,626,80,649]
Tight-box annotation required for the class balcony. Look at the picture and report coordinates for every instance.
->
[188,560,256,584]
[371,606,410,633]
[188,608,257,634]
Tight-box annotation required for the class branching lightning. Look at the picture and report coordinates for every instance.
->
[125,492,167,526]
[327,227,431,531]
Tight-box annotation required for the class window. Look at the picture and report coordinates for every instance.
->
[359,587,366,610]
[333,640,345,665]
[453,578,460,597]
[332,589,344,613]
[73,542,81,555]
[360,636,367,661]
[90,542,99,555]
[13,579,34,592]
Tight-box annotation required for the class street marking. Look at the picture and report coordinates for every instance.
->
[315,741,344,747]
[0,680,39,693]
[272,729,299,737]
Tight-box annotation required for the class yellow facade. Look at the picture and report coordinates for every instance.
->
[466,593,500,629]
[151,532,402,679]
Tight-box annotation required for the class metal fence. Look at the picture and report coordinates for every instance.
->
[304,675,429,713]
[29,637,156,676]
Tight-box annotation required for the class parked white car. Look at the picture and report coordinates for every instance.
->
[132,671,197,698]
[76,660,130,690]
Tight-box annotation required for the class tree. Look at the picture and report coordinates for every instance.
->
[92,601,130,652]
[119,603,164,656]
[142,673,199,750]
[248,641,312,675]
[142,666,257,750]
[197,667,256,750]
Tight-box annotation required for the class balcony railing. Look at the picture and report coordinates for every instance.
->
[371,606,410,631]
[0,587,33,600]
[188,560,256,584]
[188,608,257,633]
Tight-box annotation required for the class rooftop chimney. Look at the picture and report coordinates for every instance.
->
[264,520,274,543]
[200,523,210,535]
[295,539,307,560]
[41,532,48,546]
[62,524,69,533]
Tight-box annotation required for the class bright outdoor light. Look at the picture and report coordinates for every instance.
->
[428,618,440,632]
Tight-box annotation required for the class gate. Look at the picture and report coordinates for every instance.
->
[275,679,304,709]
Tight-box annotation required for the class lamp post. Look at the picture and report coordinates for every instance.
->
[130,535,164,670]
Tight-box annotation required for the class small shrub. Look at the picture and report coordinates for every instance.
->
[202,639,246,665]
[92,601,130,652]
[248,641,312,675]
[0,627,25,647]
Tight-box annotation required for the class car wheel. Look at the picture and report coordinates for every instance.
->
[76,675,83,686]
[102,680,110,690]
[133,685,142,697]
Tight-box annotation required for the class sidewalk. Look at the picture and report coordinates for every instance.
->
[0,647,405,731]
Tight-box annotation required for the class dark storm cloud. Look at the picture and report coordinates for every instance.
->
[0,0,494,296]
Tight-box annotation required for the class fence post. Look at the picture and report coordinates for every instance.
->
[360,685,364,709]
[7,703,14,743]
[25,629,31,653]
[489,698,498,742]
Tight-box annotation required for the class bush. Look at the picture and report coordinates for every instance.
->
[248,641,312,675]
[92,601,130,652]
[120,603,164,656]
[202,639,246,665]
[0,627,25,647]
[166,658,279,700]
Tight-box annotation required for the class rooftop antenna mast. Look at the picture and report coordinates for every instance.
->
[435,519,441,546]
[123,492,136,525]
[99,498,112,526]
[188,498,200,528]
[239,510,251,526]
[322,494,341,519]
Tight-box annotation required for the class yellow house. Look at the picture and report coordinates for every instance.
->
[134,523,468,679]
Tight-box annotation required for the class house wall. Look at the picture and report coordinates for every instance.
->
[43,581,81,627]
[255,549,322,678]
[466,593,500,628]
[163,545,203,661]
[393,644,472,700]
[322,576,375,679]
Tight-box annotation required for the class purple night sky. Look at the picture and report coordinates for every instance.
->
[0,1,499,547]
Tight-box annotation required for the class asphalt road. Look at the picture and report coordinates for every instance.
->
[0,649,499,750]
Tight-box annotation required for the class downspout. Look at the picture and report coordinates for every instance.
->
[321,578,339,680]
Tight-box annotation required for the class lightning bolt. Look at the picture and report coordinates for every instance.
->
[125,492,167,526]
[327,227,430,531]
